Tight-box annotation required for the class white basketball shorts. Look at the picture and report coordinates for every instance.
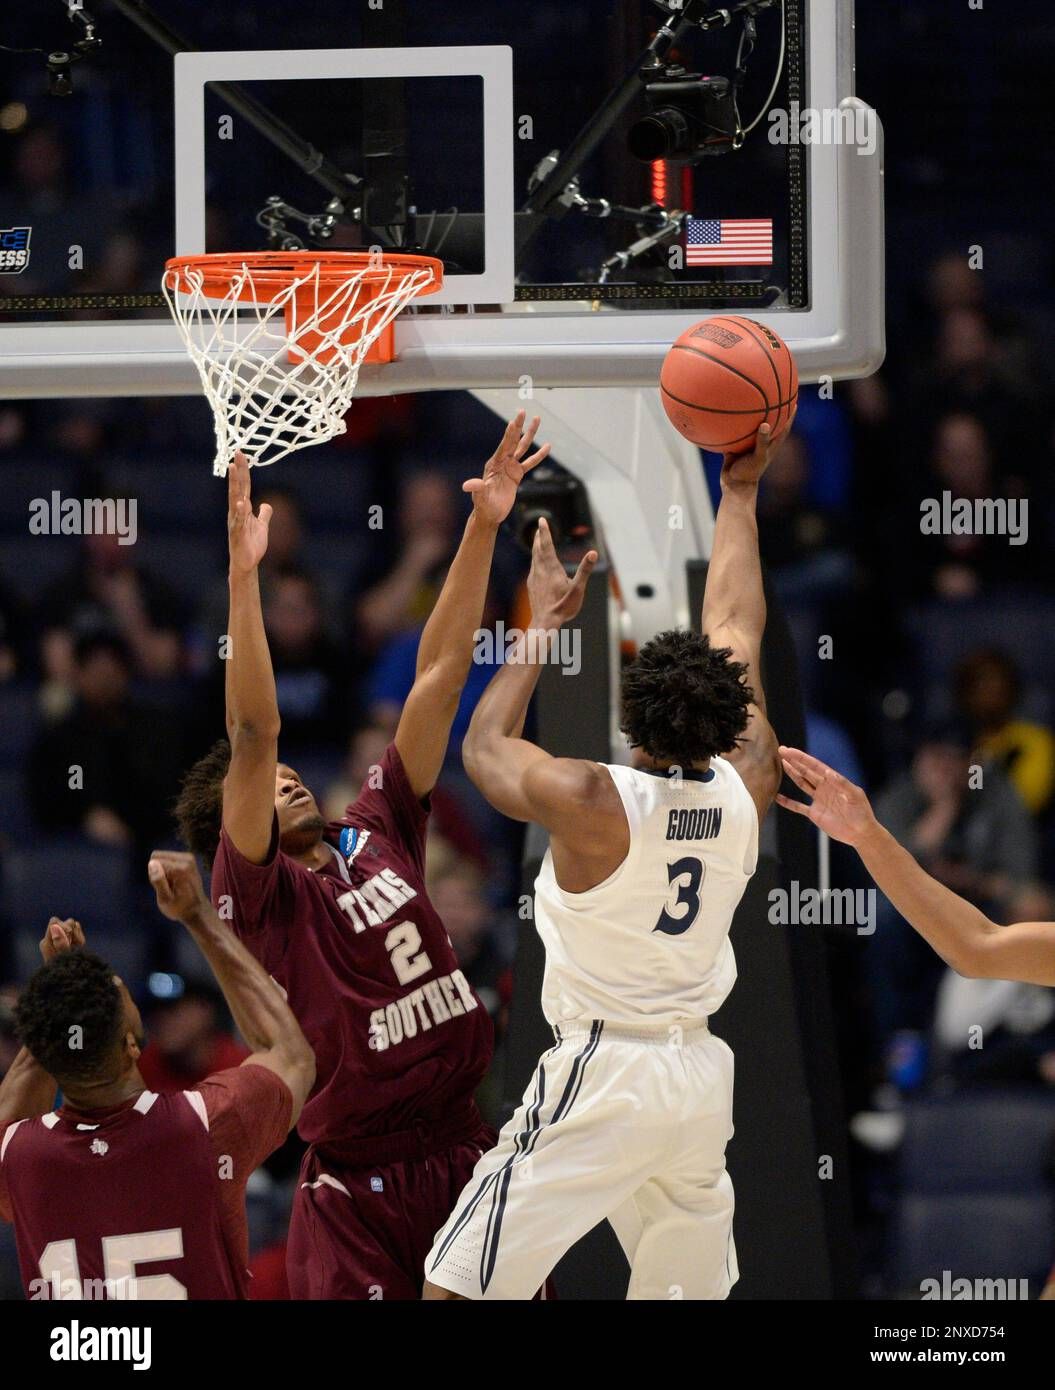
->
[425,1018,737,1300]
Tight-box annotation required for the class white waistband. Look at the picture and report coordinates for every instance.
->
[553,1017,711,1045]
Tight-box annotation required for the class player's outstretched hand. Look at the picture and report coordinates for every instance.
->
[39,917,85,963]
[527,517,598,629]
[721,406,797,488]
[228,450,272,574]
[148,850,211,924]
[776,746,879,848]
[462,410,551,528]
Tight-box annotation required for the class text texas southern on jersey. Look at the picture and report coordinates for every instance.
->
[210,743,494,1145]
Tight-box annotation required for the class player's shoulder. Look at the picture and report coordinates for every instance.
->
[1,1117,30,1161]
[338,741,419,817]
[532,756,617,798]
[193,1064,291,1118]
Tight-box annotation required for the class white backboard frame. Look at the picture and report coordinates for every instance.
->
[173,45,515,309]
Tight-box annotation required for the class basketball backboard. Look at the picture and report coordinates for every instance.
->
[0,0,882,398]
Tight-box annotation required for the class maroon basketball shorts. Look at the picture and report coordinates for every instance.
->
[286,1111,495,1301]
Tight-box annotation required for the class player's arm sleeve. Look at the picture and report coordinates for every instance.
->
[331,742,429,875]
[211,813,292,939]
[0,1143,12,1222]
[196,1064,294,1176]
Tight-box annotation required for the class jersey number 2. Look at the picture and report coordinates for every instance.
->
[385,922,433,984]
[652,856,706,936]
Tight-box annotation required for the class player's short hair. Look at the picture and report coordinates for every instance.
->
[15,950,124,1083]
[620,629,753,766]
[174,739,232,867]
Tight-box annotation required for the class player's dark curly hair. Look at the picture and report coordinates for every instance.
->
[174,739,232,867]
[620,629,753,766]
[15,950,124,1083]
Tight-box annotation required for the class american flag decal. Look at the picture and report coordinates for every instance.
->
[685,217,773,267]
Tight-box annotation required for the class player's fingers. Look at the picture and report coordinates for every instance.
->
[535,517,564,571]
[780,757,817,794]
[779,745,821,777]
[530,517,548,564]
[232,451,250,502]
[786,747,838,786]
[498,413,524,458]
[149,851,199,890]
[521,442,551,473]
[515,415,541,459]
[257,502,273,531]
[461,477,485,494]
[776,793,812,818]
[570,550,599,594]
[147,858,173,901]
[69,920,85,948]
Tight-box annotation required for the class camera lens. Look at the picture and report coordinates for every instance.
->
[516,506,560,551]
[628,107,692,162]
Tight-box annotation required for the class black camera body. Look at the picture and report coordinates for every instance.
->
[510,464,594,553]
[628,67,736,164]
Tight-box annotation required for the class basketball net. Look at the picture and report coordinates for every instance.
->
[162,251,442,476]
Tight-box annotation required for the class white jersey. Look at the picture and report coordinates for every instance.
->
[534,758,758,1028]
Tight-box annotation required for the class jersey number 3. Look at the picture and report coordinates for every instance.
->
[652,856,706,936]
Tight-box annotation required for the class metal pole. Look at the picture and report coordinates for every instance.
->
[520,0,780,220]
[103,0,360,202]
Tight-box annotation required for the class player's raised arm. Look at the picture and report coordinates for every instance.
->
[393,411,549,799]
[148,851,315,1124]
[0,919,83,1131]
[223,452,280,865]
[462,519,611,841]
[777,746,1055,986]
[700,421,792,820]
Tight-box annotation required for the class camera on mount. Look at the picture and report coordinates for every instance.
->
[47,52,76,98]
[510,465,594,554]
[627,65,736,164]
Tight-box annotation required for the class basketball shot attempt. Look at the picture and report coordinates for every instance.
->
[660,315,799,453]
[424,416,794,1301]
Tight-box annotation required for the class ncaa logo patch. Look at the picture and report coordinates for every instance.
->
[339,825,372,867]
[0,227,31,274]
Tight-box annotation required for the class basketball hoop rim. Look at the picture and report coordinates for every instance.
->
[163,249,444,300]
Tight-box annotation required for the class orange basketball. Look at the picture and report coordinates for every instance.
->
[660,315,799,454]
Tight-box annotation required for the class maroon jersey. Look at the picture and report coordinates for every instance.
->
[210,743,493,1147]
[0,1065,291,1300]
